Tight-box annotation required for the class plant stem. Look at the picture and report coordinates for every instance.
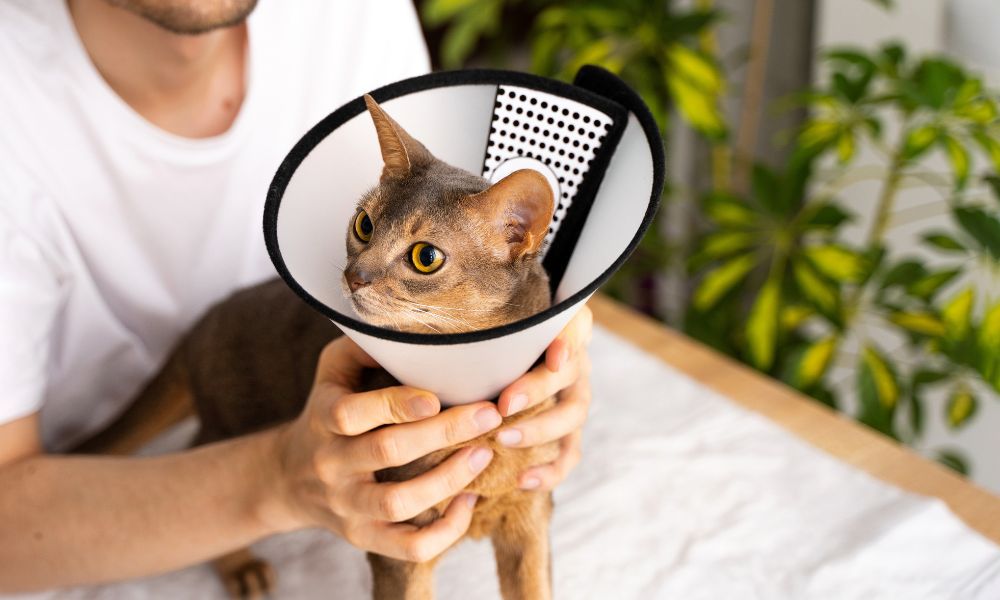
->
[867,151,905,247]
[697,0,731,192]
[842,135,909,325]
[733,0,775,193]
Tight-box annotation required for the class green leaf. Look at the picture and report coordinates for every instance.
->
[692,253,757,311]
[804,244,866,283]
[531,30,563,76]
[438,5,496,68]
[798,119,840,154]
[936,449,970,475]
[804,203,853,230]
[751,164,786,215]
[954,206,1000,260]
[666,71,726,138]
[878,42,906,76]
[880,260,927,290]
[945,387,978,429]
[921,231,966,252]
[746,275,781,369]
[837,130,856,163]
[566,38,622,77]
[941,135,971,188]
[910,58,965,110]
[888,311,947,337]
[794,335,838,388]
[984,174,1000,206]
[826,49,877,71]
[862,346,899,408]
[665,44,726,138]
[907,269,961,300]
[691,232,757,267]
[955,99,997,124]
[913,369,950,387]
[909,369,949,437]
[941,287,974,340]
[908,369,949,437]
[421,0,480,26]
[975,135,1000,174]
[704,194,758,228]
[980,301,1000,351]
[908,389,925,437]
[668,43,723,94]
[902,125,939,161]
[781,304,814,331]
[793,259,839,315]
[857,345,899,437]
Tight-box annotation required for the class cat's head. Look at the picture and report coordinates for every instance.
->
[342,95,554,334]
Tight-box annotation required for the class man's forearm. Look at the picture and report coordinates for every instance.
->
[0,427,290,592]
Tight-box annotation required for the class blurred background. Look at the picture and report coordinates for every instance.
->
[413,0,1000,495]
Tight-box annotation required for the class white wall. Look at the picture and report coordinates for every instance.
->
[815,0,1000,494]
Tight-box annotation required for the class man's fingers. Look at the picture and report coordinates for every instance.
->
[544,306,593,372]
[496,374,590,448]
[313,336,380,391]
[363,493,478,563]
[519,430,583,491]
[498,352,587,418]
[325,386,440,436]
[498,307,592,418]
[347,446,493,521]
[345,401,501,470]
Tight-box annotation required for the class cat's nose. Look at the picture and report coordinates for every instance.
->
[346,267,372,292]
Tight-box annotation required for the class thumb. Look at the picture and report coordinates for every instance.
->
[314,336,380,391]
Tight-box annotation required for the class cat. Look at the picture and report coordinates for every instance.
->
[77,95,559,600]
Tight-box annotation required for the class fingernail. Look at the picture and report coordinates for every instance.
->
[520,476,541,490]
[474,407,501,432]
[507,394,528,416]
[409,395,438,418]
[462,493,479,509]
[497,428,522,446]
[558,347,570,370]
[468,447,493,472]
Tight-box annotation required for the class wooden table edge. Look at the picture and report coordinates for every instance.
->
[588,293,1000,546]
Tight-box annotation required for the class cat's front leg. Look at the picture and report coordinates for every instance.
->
[367,551,438,600]
[491,491,554,600]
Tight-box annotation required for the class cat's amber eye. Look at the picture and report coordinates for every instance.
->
[354,210,373,242]
[410,243,445,274]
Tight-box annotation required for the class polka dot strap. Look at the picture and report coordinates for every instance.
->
[482,85,617,256]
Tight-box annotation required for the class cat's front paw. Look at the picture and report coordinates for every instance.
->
[214,550,276,600]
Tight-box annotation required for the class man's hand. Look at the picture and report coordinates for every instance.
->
[265,337,503,563]
[495,306,594,491]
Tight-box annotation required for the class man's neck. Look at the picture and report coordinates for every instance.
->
[68,0,247,138]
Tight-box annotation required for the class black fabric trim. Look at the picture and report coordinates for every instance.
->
[263,66,664,346]
[540,98,627,294]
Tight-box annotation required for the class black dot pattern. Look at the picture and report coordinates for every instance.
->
[484,85,612,248]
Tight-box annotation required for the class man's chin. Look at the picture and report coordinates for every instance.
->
[107,0,259,35]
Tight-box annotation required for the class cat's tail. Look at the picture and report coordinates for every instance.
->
[72,349,193,456]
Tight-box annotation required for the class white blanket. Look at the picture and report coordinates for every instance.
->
[12,325,1000,599]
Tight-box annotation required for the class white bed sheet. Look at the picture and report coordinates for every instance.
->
[10,325,1000,599]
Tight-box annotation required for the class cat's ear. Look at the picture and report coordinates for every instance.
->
[364,94,433,182]
[469,169,554,260]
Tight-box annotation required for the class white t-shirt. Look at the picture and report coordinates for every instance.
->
[0,0,430,450]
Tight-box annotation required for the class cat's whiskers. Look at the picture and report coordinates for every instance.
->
[405,308,443,334]
[394,298,478,330]
[412,306,475,331]
[403,299,525,314]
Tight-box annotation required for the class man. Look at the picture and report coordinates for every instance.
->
[0,0,592,592]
